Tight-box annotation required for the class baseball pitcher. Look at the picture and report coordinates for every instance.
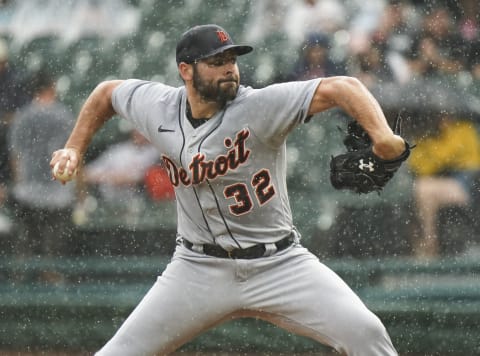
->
[51,24,409,355]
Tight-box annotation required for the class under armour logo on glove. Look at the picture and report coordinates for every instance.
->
[358,159,375,172]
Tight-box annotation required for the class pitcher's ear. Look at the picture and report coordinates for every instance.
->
[178,62,194,81]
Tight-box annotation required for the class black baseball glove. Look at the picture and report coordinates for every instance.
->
[330,117,412,194]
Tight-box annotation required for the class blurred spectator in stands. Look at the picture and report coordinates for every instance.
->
[242,0,347,85]
[444,0,479,42]
[368,1,416,84]
[407,6,467,78]
[244,0,346,47]
[0,37,29,234]
[8,69,75,281]
[279,32,345,82]
[284,0,347,45]
[408,114,480,259]
[144,163,175,203]
[243,0,291,45]
[347,0,387,40]
[349,1,419,86]
[348,44,396,88]
[83,128,161,206]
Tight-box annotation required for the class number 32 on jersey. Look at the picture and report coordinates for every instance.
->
[224,169,275,216]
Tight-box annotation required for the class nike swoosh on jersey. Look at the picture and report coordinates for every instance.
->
[158,125,175,133]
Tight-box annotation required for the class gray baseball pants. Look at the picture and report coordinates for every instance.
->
[96,243,397,355]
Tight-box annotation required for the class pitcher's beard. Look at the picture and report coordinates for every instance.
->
[192,69,239,107]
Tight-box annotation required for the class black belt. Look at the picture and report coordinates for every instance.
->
[182,234,295,259]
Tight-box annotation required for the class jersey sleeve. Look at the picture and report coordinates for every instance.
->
[111,79,176,140]
[245,78,321,147]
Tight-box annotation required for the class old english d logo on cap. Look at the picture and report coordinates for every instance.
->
[216,30,229,43]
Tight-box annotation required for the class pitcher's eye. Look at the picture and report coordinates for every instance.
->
[203,57,237,67]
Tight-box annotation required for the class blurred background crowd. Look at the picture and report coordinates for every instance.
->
[1,0,480,264]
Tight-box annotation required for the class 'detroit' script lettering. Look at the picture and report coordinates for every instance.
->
[162,129,251,187]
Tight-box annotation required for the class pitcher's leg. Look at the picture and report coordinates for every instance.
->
[96,247,239,355]
[247,246,397,356]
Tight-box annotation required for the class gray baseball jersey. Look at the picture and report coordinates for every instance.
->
[98,79,397,356]
[112,78,320,250]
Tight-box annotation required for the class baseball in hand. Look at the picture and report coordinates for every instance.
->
[53,161,78,182]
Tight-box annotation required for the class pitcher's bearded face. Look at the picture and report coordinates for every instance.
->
[192,52,240,105]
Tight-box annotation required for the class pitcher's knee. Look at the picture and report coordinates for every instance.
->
[340,311,397,356]
[362,312,389,340]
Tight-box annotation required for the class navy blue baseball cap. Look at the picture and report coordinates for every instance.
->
[176,24,253,65]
